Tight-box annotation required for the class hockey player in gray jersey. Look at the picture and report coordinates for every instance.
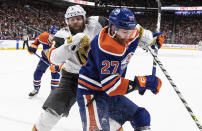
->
[32,5,109,131]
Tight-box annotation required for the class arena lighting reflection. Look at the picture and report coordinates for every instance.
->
[134,11,144,14]
[175,11,202,15]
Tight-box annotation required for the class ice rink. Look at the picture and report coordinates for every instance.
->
[0,48,202,131]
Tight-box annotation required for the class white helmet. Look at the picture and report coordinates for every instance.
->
[65,5,86,24]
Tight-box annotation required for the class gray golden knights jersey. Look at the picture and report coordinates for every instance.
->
[49,16,107,74]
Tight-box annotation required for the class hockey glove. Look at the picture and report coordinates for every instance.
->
[138,29,153,50]
[28,43,38,54]
[49,65,62,73]
[134,75,162,95]
[151,32,165,49]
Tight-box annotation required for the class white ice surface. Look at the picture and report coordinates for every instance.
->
[0,48,202,131]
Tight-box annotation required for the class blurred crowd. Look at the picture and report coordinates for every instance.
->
[0,0,65,40]
[0,0,201,45]
[174,15,201,45]
[136,13,202,45]
[93,0,202,7]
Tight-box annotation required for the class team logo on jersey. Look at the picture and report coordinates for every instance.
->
[121,52,133,70]
[114,9,120,15]
[76,35,90,65]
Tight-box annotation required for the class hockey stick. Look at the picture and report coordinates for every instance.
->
[86,94,97,107]
[152,0,161,76]
[33,52,50,66]
[26,43,50,66]
[147,46,202,130]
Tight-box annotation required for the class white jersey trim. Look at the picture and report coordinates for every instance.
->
[101,74,118,85]
[106,78,121,94]
[79,74,102,87]
[78,85,88,90]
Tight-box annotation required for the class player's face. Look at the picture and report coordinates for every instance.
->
[116,29,134,39]
[68,16,85,34]
[115,28,136,45]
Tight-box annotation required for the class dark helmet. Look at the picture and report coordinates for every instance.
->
[109,8,137,30]
[49,26,59,35]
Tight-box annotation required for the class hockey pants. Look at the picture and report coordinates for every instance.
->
[76,91,151,131]
[43,69,78,116]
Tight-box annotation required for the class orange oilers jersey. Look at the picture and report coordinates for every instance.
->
[78,26,141,96]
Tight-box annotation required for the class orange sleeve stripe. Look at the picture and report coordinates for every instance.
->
[108,78,129,96]
[78,79,103,91]
[102,75,120,91]
[51,81,59,84]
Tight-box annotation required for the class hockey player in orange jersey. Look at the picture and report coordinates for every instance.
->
[28,27,60,97]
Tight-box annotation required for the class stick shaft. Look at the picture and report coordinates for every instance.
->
[26,42,50,66]
[152,0,162,76]
[148,46,202,130]
[34,53,50,66]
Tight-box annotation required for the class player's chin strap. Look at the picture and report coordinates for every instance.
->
[146,45,202,130]
[108,25,118,39]
[26,43,50,66]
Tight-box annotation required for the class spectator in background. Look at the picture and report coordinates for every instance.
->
[0,0,65,40]
[22,29,29,49]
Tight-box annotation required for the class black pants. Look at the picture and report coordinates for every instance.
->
[23,40,28,49]
[43,69,79,116]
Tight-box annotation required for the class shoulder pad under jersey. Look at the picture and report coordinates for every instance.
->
[38,32,49,44]
[54,27,70,39]
[53,28,71,48]
[88,16,108,28]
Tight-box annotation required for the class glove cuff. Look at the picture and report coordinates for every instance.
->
[126,80,138,94]
[135,76,147,87]
[134,76,147,95]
